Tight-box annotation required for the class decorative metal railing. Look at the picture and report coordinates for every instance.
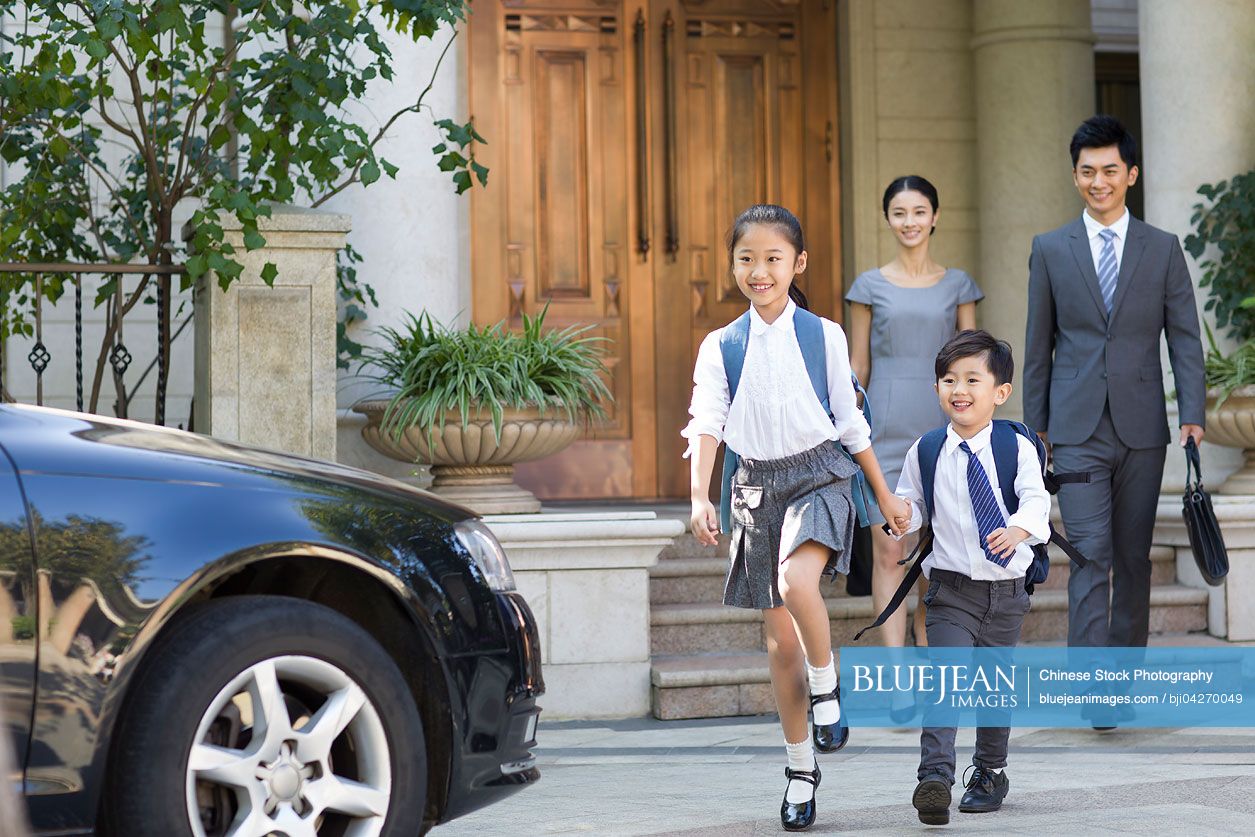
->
[0,263,188,426]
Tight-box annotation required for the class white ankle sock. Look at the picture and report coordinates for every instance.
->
[785,739,816,804]
[807,654,839,726]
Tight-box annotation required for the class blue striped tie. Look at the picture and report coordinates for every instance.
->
[1097,228,1119,313]
[959,441,1010,567]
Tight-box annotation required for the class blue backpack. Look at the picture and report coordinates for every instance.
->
[853,418,1090,642]
[717,307,877,533]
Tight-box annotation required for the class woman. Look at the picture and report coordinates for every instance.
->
[846,176,982,658]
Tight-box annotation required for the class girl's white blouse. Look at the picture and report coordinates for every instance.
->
[682,300,872,461]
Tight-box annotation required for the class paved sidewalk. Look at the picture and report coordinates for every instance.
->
[434,711,1255,835]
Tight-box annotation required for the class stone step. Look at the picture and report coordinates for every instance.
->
[657,531,730,561]
[648,544,1178,606]
[649,584,1208,656]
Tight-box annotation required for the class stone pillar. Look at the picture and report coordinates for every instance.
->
[192,205,349,460]
[1140,0,1255,490]
[487,511,684,719]
[972,0,1096,417]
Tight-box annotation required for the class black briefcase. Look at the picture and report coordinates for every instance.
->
[1182,438,1229,586]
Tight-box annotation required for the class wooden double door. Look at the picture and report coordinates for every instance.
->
[469,0,840,499]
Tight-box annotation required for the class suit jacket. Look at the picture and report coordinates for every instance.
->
[1022,215,1206,449]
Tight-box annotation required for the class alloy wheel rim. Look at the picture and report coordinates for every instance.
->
[185,655,392,837]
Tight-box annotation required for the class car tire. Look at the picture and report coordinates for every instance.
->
[100,595,426,837]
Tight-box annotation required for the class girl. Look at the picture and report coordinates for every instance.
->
[684,204,909,831]
[846,176,982,668]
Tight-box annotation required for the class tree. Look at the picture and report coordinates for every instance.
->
[0,0,486,416]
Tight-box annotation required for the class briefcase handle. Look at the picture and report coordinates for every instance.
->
[1185,437,1204,492]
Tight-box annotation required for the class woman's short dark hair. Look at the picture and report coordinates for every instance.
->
[1069,114,1139,169]
[882,175,940,218]
[934,329,1014,385]
[727,204,810,311]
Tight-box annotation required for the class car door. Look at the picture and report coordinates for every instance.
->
[0,441,36,787]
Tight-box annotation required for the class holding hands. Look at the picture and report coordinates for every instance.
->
[879,493,912,537]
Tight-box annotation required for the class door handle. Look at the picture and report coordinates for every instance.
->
[661,10,679,261]
[633,9,650,256]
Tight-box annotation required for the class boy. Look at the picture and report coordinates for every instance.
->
[889,329,1051,825]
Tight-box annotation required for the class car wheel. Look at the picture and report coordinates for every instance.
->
[102,595,426,837]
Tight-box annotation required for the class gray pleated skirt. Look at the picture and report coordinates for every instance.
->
[724,440,860,610]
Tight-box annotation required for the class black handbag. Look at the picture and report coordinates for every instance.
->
[1182,437,1229,586]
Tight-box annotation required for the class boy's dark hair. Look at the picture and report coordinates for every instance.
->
[727,204,810,311]
[935,329,1014,385]
[1069,114,1139,169]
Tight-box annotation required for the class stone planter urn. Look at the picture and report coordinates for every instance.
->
[353,400,581,513]
[1205,385,1255,494]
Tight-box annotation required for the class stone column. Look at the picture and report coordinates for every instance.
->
[488,511,684,719]
[192,205,349,461]
[1140,0,1255,490]
[972,0,1096,418]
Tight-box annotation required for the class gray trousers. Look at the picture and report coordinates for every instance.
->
[919,569,1029,784]
[1052,406,1167,648]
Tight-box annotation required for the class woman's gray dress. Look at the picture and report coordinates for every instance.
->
[845,268,983,491]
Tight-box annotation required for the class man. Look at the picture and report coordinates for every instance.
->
[1023,115,1205,658]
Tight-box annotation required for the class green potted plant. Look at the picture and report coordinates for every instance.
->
[353,307,611,513]
[1185,170,1255,493]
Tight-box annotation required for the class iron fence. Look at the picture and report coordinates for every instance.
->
[0,263,188,426]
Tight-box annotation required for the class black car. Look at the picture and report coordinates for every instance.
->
[0,403,543,835]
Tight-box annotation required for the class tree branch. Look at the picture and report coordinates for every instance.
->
[310,28,458,209]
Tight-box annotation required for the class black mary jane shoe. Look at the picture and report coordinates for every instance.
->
[809,688,849,753]
[781,762,821,831]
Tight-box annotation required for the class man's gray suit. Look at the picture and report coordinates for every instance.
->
[1023,215,1205,647]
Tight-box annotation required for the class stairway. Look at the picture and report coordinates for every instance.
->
[649,523,1208,720]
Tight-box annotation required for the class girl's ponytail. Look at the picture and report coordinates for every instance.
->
[788,284,810,311]
[728,203,809,311]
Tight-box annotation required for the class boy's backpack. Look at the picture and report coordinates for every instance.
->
[852,418,1090,642]
[717,307,877,533]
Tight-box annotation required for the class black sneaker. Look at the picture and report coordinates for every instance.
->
[958,765,1009,813]
[912,774,952,825]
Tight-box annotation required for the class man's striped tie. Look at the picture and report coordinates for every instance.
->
[1097,228,1119,313]
[959,441,1011,567]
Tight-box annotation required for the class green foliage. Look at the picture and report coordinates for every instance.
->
[1204,322,1255,409]
[10,615,35,641]
[359,307,613,444]
[0,0,483,346]
[336,243,375,369]
[1185,171,1255,344]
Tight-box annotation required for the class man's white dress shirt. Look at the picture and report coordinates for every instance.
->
[1083,208,1130,275]
[682,299,871,461]
[894,422,1051,581]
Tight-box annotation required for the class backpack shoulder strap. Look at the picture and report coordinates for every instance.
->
[792,307,829,413]
[718,312,752,402]
[917,426,948,521]
[990,419,1024,515]
[717,313,751,533]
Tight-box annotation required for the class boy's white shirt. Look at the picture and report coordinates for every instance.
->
[681,299,872,461]
[894,422,1051,581]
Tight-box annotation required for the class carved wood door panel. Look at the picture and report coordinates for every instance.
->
[469,0,838,500]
